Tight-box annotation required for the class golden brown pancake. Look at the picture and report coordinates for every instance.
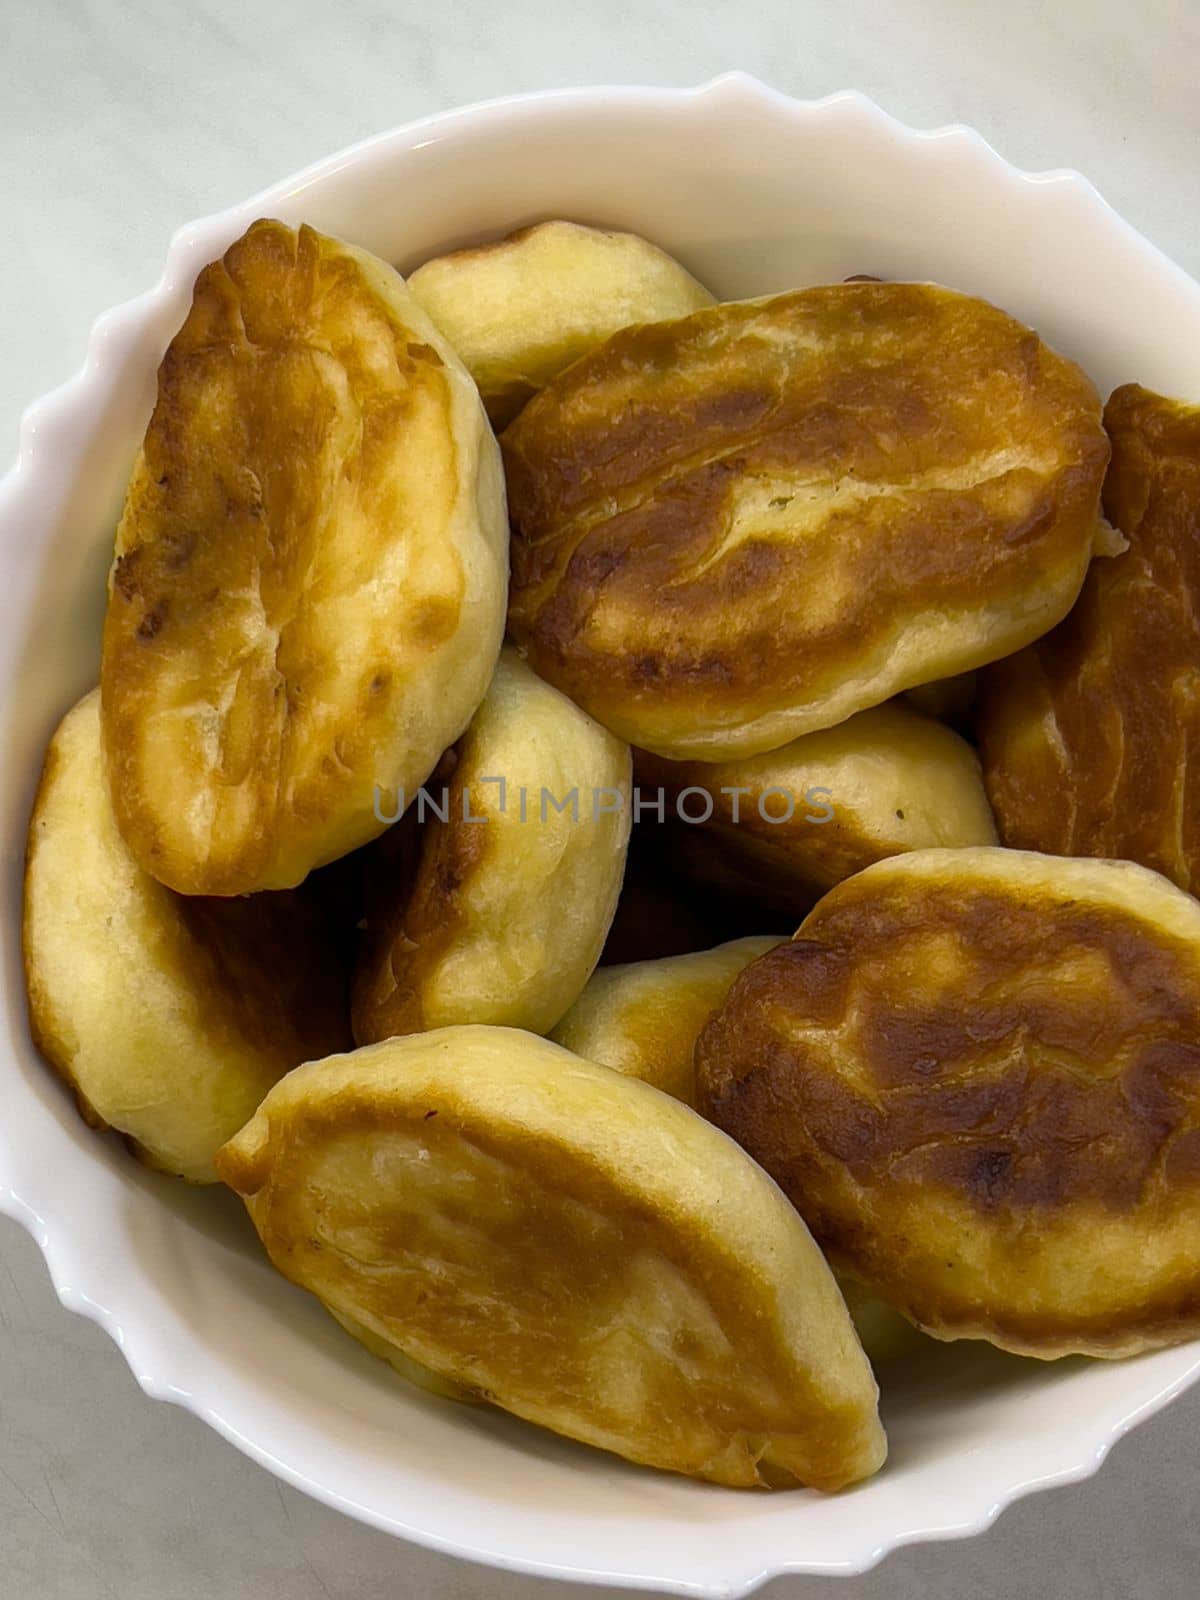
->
[637,700,997,914]
[102,219,508,896]
[407,220,714,426]
[696,847,1200,1359]
[217,1025,886,1489]
[551,936,783,1105]
[503,282,1109,759]
[352,649,631,1043]
[978,383,1200,892]
[23,691,349,1182]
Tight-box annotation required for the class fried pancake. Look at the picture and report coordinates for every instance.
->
[217,1025,886,1489]
[638,701,997,914]
[979,384,1200,892]
[504,282,1109,759]
[551,937,783,1105]
[352,649,631,1043]
[22,691,350,1182]
[407,220,714,426]
[696,847,1200,1358]
[102,219,508,896]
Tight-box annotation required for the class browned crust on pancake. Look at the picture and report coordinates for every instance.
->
[216,1028,886,1490]
[695,855,1200,1355]
[979,383,1200,891]
[503,283,1108,755]
[101,219,502,896]
[351,749,487,1041]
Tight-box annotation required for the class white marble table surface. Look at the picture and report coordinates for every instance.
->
[4,2,1200,1595]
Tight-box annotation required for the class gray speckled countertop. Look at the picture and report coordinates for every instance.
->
[4,3,1200,1594]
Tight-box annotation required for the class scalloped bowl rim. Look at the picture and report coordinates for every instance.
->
[2,73,1200,1596]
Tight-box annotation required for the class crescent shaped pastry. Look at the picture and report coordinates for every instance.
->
[636,700,997,914]
[217,1025,886,1489]
[352,649,631,1042]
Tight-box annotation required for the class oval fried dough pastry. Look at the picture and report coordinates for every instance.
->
[407,220,715,427]
[352,649,631,1043]
[638,701,997,914]
[22,691,350,1182]
[504,282,1110,759]
[551,937,783,1105]
[216,1025,886,1489]
[102,218,508,896]
[696,847,1200,1358]
[979,384,1200,892]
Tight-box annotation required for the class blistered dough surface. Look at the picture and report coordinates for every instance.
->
[697,848,1200,1357]
[102,219,507,894]
[504,282,1108,758]
[980,383,1200,892]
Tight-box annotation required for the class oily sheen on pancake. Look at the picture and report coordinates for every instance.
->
[696,848,1200,1359]
[23,691,350,1182]
[979,383,1200,892]
[216,1026,886,1490]
[637,700,997,914]
[503,282,1110,759]
[352,649,631,1043]
[102,219,508,896]
[407,220,715,427]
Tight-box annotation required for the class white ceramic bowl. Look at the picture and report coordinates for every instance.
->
[3,73,1200,1597]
